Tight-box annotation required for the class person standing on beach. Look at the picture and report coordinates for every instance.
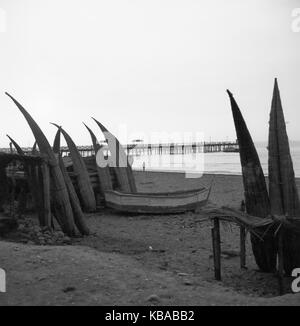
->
[143,162,146,172]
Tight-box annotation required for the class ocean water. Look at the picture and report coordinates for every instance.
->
[132,142,300,177]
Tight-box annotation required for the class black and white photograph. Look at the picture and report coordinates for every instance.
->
[0,0,300,309]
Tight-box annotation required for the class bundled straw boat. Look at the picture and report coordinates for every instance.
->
[104,187,209,214]
[52,124,96,212]
[268,79,300,274]
[83,123,113,194]
[53,129,90,235]
[5,93,76,236]
[227,90,277,272]
[93,118,137,193]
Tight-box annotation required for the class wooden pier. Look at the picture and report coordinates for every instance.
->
[124,141,239,156]
[3,141,239,157]
[63,141,239,157]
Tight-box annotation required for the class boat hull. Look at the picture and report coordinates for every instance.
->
[104,188,209,214]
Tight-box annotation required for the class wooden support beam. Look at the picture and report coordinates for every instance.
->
[17,184,27,217]
[35,164,45,226]
[27,162,43,225]
[278,229,285,295]
[41,162,51,228]
[211,217,221,281]
[240,226,247,269]
[10,168,16,218]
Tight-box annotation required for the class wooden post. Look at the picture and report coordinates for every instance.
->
[211,217,221,281]
[17,183,27,217]
[10,167,16,218]
[35,164,45,226]
[41,162,51,228]
[278,229,285,295]
[240,226,247,269]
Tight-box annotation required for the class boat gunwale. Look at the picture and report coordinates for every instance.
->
[104,187,207,199]
[105,201,207,214]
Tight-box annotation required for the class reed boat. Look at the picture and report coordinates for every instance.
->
[5,93,76,236]
[93,118,137,193]
[104,187,209,214]
[53,128,90,235]
[268,79,300,274]
[227,90,277,272]
[83,123,113,193]
[52,123,96,213]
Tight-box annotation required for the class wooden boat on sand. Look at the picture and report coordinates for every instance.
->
[104,187,210,214]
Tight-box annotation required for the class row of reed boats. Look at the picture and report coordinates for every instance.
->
[2,93,210,238]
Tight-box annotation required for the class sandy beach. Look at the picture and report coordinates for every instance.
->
[0,171,300,306]
[135,171,246,208]
[135,170,300,209]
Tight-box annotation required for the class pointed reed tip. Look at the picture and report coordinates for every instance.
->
[5,92,12,99]
[226,89,233,97]
[50,122,62,129]
[5,92,16,103]
[83,122,91,131]
[273,78,280,92]
[92,118,108,132]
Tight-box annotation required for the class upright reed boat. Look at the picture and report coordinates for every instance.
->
[5,93,76,236]
[268,79,300,274]
[52,124,96,213]
[92,118,137,193]
[227,90,277,272]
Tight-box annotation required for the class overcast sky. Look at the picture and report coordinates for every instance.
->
[0,0,299,147]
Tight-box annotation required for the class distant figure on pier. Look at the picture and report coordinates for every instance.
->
[143,162,146,172]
